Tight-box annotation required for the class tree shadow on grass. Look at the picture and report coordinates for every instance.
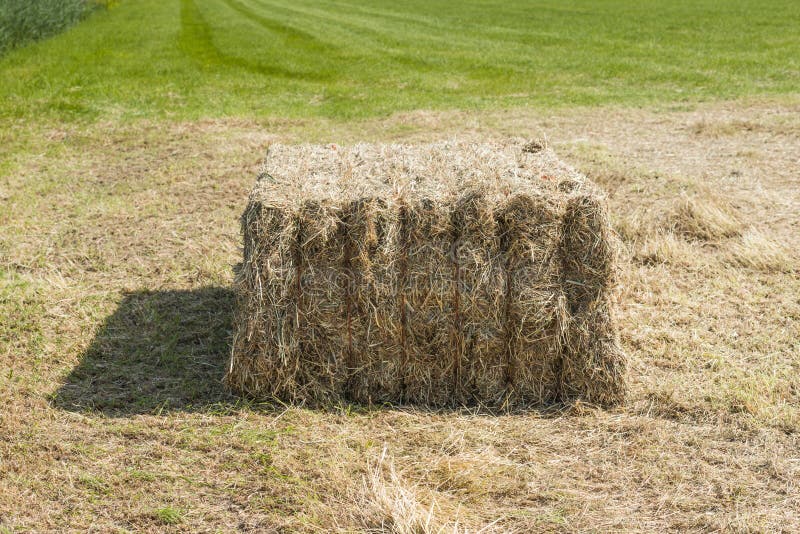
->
[53,287,238,415]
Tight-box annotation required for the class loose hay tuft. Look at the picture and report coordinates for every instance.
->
[227,141,627,408]
[669,192,741,241]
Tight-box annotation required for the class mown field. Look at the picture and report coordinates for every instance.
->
[1,0,800,120]
[1,0,799,532]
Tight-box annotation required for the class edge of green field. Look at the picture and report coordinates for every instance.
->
[0,0,798,122]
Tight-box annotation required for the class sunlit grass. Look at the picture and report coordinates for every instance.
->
[0,0,798,122]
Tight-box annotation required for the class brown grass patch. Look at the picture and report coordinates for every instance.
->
[2,100,800,532]
[669,192,742,241]
[358,447,483,534]
[690,118,758,136]
[634,232,701,266]
[725,228,797,273]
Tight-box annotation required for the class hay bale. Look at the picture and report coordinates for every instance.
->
[227,141,626,408]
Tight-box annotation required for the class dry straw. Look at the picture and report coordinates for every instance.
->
[227,140,626,408]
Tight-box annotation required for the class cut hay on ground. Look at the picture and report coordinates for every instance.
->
[226,141,626,408]
[669,192,742,241]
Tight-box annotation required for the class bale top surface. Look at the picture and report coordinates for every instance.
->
[251,140,594,206]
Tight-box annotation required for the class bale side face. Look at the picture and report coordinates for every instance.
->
[453,191,506,405]
[346,198,404,404]
[226,141,627,408]
[500,194,564,405]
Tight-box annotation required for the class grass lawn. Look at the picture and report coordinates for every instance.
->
[0,0,799,121]
[1,1,799,532]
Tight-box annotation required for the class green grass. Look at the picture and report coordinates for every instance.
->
[0,0,798,122]
[0,0,100,55]
[154,506,184,525]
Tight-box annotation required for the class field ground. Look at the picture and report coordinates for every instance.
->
[1,98,799,531]
[2,0,800,531]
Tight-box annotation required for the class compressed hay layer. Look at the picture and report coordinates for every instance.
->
[227,141,626,408]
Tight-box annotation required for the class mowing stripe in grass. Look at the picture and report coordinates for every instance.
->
[246,0,435,72]
[222,0,333,54]
[179,0,327,80]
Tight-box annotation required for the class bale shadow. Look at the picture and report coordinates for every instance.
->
[53,287,574,418]
[53,287,237,415]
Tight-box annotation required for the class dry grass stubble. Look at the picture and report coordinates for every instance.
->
[1,100,799,531]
